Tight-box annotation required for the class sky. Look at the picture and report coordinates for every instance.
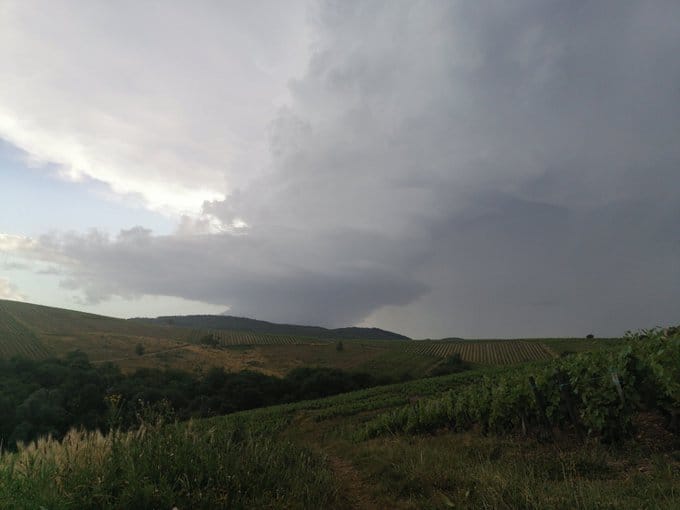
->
[1,0,679,338]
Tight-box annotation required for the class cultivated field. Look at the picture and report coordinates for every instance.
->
[404,339,557,364]
[187,328,331,346]
[2,328,678,509]
[0,299,623,378]
[0,303,51,359]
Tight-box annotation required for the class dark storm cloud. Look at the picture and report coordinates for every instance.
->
[6,0,680,335]
[23,226,427,326]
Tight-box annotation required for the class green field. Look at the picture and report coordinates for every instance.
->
[1,300,604,378]
[3,299,672,507]
[1,327,678,508]
[404,339,557,364]
[188,328,333,346]
[0,303,51,359]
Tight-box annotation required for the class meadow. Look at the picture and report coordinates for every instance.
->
[1,299,675,508]
[1,299,598,378]
[1,326,678,508]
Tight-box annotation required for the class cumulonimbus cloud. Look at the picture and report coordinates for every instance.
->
[0,0,310,214]
[2,1,680,335]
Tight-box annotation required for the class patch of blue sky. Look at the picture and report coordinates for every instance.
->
[0,139,174,237]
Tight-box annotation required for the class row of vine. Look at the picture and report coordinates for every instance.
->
[360,327,679,441]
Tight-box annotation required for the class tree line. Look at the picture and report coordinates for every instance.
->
[0,351,404,449]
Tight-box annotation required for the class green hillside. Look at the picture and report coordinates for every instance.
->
[0,303,51,359]
[0,299,187,339]
[136,314,410,340]
[0,300,591,378]
[1,327,678,508]
[0,299,189,366]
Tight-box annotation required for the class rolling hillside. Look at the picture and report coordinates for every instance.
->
[0,299,616,378]
[136,314,410,340]
[0,303,51,359]
[2,328,678,509]
[0,299,188,366]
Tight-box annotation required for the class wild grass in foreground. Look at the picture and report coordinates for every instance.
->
[344,432,680,509]
[0,418,339,510]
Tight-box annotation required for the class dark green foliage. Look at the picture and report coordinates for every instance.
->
[587,334,595,339]
[134,343,145,356]
[0,353,391,450]
[198,333,219,347]
[0,352,118,448]
[336,340,344,351]
[361,327,680,442]
[429,353,468,376]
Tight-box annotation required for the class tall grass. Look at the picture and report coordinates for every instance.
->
[0,419,339,509]
[350,433,680,509]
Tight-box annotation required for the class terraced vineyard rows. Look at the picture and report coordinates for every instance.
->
[0,305,52,359]
[404,340,556,364]
[0,299,187,340]
[188,329,331,346]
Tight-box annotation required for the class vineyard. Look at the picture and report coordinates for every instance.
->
[0,299,188,340]
[188,329,331,346]
[0,304,51,359]
[361,327,680,441]
[404,339,556,364]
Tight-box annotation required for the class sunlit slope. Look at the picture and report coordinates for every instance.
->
[0,299,614,378]
[404,339,557,364]
[0,299,188,363]
[0,303,51,359]
[140,314,410,340]
[0,299,187,338]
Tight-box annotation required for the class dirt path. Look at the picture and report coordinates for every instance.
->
[327,453,381,510]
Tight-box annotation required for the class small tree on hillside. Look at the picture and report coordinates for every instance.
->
[336,340,344,352]
[135,343,145,356]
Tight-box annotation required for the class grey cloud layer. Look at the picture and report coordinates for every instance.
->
[22,227,427,326]
[6,0,680,335]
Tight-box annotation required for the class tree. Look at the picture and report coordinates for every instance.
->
[135,343,145,356]
[336,340,344,352]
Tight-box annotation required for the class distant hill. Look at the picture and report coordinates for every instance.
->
[0,299,188,362]
[134,314,410,340]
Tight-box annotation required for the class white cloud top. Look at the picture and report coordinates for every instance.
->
[1,1,679,337]
[0,0,309,214]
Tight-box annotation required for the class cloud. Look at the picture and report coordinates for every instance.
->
[2,1,680,335]
[0,277,25,301]
[0,0,310,214]
[3,226,427,325]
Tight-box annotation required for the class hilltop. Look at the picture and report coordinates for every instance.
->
[0,300,417,375]
[134,314,410,340]
[1,327,678,508]
[0,298,620,379]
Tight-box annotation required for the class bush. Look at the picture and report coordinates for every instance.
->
[360,326,680,442]
[199,334,219,347]
[430,353,468,376]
